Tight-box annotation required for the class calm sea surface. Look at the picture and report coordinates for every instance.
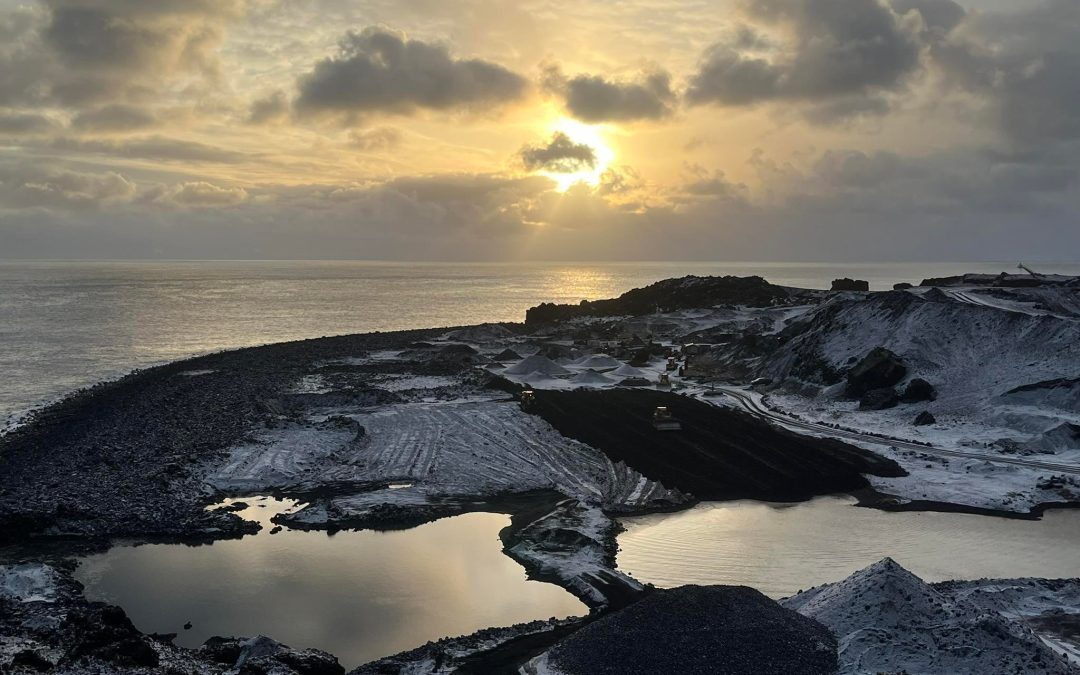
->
[5,259,1080,425]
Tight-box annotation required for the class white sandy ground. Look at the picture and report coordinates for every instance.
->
[0,564,60,603]
[209,401,685,512]
[734,389,1080,513]
[683,386,1080,513]
[940,578,1080,664]
[781,558,1078,675]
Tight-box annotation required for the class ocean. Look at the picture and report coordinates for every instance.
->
[3,259,1079,425]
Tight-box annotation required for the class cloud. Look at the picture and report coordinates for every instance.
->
[41,0,243,74]
[0,0,244,110]
[165,181,250,206]
[72,104,156,132]
[687,0,921,121]
[680,168,749,200]
[347,127,403,151]
[46,136,251,163]
[543,65,676,122]
[295,26,528,120]
[0,111,60,135]
[0,165,136,209]
[247,90,289,125]
[892,0,965,34]
[518,132,596,173]
[927,0,1080,145]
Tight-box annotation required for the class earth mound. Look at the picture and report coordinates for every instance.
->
[539,585,837,675]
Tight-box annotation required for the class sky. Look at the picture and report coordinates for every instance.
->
[0,0,1078,261]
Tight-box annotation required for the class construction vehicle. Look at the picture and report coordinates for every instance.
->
[520,389,535,409]
[652,406,682,431]
[1018,263,1044,278]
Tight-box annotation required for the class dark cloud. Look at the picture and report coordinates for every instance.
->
[72,104,156,132]
[0,111,60,135]
[41,0,243,72]
[891,0,965,33]
[247,90,289,125]
[543,65,676,122]
[683,172,748,200]
[687,0,921,121]
[518,132,596,173]
[0,1,242,110]
[295,27,528,119]
[929,0,1080,145]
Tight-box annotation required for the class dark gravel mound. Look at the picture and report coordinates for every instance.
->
[525,275,807,324]
[545,585,837,675]
[845,347,906,397]
[529,389,904,501]
[831,278,868,291]
[901,377,937,403]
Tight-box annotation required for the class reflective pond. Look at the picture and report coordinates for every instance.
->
[75,497,585,669]
[618,496,1080,598]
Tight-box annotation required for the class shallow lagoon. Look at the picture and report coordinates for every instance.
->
[74,494,1080,669]
[75,497,586,669]
[618,496,1080,598]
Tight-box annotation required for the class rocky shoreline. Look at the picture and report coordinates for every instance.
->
[3,272,1080,673]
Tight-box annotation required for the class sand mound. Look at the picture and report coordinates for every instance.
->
[611,363,648,378]
[504,354,571,376]
[570,370,615,386]
[782,557,1074,674]
[574,354,622,370]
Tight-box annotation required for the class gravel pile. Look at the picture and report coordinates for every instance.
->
[540,585,837,675]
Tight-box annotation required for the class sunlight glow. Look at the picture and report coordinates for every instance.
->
[542,118,615,192]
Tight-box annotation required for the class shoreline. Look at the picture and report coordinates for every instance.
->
[4,272,1080,672]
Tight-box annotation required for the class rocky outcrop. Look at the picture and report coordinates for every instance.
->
[914,410,936,426]
[902,377,937,403]
[0,563,344,675]
[859,387,899,410]
[533,585,837,675]
[921,272,1080,288]
[525,275,805,324]
[893,282,913,290]
[845,347,907,398]
[831,278,869,292]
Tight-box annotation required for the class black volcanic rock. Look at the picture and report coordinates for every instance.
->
[528,388,904,501]
[893,282,913,290]
[859,387,900,410]
[902,378,937,403]
[525,275,798,324]
[544,585,837,675]
[493,348,522,362]
[914,410,936,426]
[831,278,869,292]
[845,347,907,397]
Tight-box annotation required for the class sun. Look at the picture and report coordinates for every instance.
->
[542,118,615,192]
